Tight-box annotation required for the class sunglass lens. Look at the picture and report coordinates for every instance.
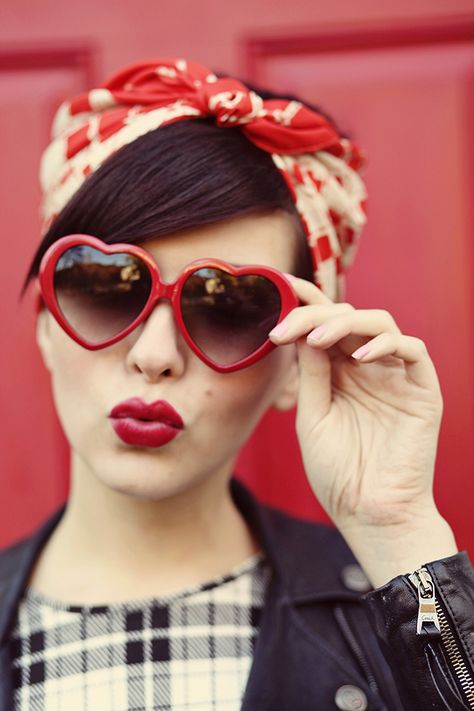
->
[53,245,152,344]
[181,268,281,365]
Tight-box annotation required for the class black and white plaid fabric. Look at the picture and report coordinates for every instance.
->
[8,551,270,710]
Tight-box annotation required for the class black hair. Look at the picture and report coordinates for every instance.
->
[21,81,345,298]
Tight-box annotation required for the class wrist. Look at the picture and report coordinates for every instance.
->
[337,507,458,589]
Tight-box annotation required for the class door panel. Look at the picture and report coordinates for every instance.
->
[0,54,95,547]
[236,28,474,555]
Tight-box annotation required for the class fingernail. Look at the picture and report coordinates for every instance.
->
[352,344,371,360]
[269,321,288,338]
[283,272,297,282]
[307,324,327,341]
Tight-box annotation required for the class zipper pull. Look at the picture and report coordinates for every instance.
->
[408,567,442,637]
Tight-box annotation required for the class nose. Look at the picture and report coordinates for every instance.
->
[124,300,187,382]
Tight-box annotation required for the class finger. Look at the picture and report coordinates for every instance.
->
[270,307,402,358]
[269,303,355,339]
[306,309,402,359]
[284,274,335,306]
[350,332,442,392]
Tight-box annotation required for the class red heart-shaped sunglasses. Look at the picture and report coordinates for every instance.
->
[37,234,300,373]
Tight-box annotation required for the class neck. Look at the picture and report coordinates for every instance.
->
[28,453,260,605]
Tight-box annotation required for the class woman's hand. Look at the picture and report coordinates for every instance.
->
[269,276,458,585]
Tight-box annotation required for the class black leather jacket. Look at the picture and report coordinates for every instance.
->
[0,478,473,710]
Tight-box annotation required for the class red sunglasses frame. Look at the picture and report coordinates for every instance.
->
[37,234,300,373]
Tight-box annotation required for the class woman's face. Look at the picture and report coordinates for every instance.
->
[36,211,300,501]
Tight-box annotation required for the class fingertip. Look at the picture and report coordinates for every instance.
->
[351,344,371,360]
[307,324,327,342]
[268,321,289,339]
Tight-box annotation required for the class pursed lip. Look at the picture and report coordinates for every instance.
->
[108,397,184,428]
[108,397,184,448]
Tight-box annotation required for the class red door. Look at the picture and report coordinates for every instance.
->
[0,49,96,546]
[1,23,473,559]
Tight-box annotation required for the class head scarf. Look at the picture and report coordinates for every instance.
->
[39,58,368,301]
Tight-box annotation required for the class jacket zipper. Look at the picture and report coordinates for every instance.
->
[408,566,474,710]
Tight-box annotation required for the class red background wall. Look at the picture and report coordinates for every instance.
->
[1,1,473,557]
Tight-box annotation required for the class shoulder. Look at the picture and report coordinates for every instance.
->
[0,505,66,644]
[0,504,66,586]
[0,534,32,579]
[230,478,371,598]
[231,475,351,557]
[260,496,353,558]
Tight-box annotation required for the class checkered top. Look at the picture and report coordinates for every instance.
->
[8,551,270,711]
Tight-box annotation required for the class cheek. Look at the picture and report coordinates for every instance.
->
[46,327,110,439]
[197,346,293,440]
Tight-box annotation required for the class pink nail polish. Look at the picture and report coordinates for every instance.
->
[283,272,297,282]
[352,344,371,360]
[308,324,327,341]
[269,321,288,337]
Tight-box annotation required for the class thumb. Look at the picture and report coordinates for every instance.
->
[295,337,332,425]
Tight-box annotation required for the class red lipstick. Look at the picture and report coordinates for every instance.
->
[109,397,184,448]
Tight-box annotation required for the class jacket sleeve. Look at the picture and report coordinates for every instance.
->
[362,551,474,711]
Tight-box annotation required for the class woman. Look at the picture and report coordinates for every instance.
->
[0,58,472,711]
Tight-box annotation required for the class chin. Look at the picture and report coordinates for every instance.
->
[96,459,204,502]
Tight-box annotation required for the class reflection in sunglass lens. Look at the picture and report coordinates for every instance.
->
[53,245,152,344]
[181,268,281,365]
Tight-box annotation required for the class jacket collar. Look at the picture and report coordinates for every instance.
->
[0,477,362,647]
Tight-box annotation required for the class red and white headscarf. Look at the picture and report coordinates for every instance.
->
[39,58,368,301]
